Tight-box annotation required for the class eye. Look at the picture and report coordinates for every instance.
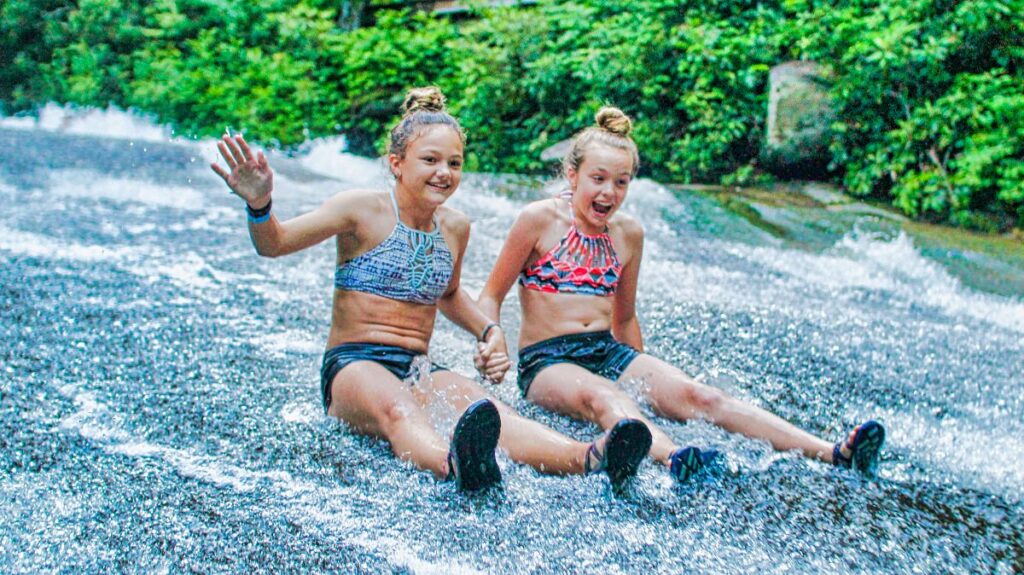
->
[592,175,604,183]
[450,160,463,169]
[423,156,436,164]
[617,178,629,186]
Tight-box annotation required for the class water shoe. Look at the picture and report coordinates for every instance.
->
[669,446,720,483]
[585,418,652,486]
[832,420,885,476]
[447,399,502,491]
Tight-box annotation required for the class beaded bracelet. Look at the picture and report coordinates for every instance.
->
[479,322,499,342]
[246,199,272,224]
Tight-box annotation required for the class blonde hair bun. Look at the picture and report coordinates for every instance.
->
[402,87,447,116]
[595,107,632,137]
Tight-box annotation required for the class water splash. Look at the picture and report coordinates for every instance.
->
[0,103,176,143]
[731,227,1024,332]
[2,110,1022,574]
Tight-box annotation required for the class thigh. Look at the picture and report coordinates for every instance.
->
[620,353,720,416]
[527,362,622,421]
[329,360,429,437]
[417,369,494,412]
[419,369,533,423]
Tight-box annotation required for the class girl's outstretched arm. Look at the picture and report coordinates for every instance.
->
[612,219,645,351]
[477,204,547,321]
[211,134,357,257]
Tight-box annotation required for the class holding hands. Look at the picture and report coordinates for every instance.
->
[211,134,274,209]
[475,325,512,384]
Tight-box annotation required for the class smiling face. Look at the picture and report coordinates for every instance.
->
[566,143,634,233]
[389,125,464,208]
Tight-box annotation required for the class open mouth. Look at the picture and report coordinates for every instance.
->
[593,202,613,216]
[428,182,451,191]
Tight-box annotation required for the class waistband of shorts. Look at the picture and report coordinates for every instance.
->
[519,330,616,356]
[322,342,424,361]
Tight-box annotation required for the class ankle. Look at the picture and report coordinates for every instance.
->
[583,441,602,474]
[442,452,454,480]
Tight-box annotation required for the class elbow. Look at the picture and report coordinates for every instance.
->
[614,313,637,330]
[252,241,283,258]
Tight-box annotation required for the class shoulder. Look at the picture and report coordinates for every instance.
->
[323,188,389,215]
[611,212,644,244]
[517,197,564,227]
[438,205,471,238]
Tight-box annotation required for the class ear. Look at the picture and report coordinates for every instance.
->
[566,167,578,191]
[388,154,402,180]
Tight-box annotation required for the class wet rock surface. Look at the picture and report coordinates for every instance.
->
[1,125,1022,574]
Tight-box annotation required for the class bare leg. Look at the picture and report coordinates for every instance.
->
[423,371,591,475]
[528,363,682,464]
[621,354,836,462]
[328,361,450,478]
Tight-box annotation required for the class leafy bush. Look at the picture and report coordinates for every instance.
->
[0,0,74,111]
[784,0,1024,229]
[325,9,457,155]
[1,0,1021,230]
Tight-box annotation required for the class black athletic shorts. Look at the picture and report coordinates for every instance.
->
[516,331,640,397]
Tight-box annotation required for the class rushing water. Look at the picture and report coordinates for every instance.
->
[2,109,1023,574]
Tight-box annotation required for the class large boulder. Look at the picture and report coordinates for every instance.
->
[760,61,835,179]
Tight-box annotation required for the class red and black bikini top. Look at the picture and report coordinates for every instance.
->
[518,204,622,297]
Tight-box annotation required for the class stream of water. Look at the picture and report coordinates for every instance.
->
[1,108,1022,574]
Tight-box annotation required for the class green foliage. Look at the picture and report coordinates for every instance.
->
[1,0,1021,230]
[443,0,785,181]
[448,3,598,173]
[46,0,146,106]
[0,0,74,111]
[125,1,345,144]
[325,9,457,155]
[785,0,1024,229]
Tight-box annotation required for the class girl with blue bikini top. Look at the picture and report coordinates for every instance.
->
[333,187,454,306]
[210,88,655,491]
[478,107,886,483]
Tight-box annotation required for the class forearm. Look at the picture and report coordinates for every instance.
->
[476,292,502,323]
[613,315,644,352]
[243,196,346,258]
[247,215,284,257]
[439,288,497,341]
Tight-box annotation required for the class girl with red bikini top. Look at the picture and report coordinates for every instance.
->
[478,107,885,483]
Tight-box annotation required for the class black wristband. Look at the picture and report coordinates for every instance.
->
[246,198,272,220]
[479,322,499,342]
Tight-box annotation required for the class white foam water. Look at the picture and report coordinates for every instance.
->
[881,406,1024,504]
[54,384,470,574]
[5,102,1022,575]
[0,225,144,262]
[729,229,1024,333]
[296,136,389,188]
[47,169,205,209]
[0,103,177,143]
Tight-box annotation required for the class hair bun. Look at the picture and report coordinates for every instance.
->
[402,87,446,116]
[595,107,632,137]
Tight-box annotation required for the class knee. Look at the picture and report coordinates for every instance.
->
[377,400,415,434]
[679,384,725,416]
[581,386,625,417]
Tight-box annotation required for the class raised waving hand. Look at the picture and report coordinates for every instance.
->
[211,134,273,208]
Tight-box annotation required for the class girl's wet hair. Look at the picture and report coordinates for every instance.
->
[563,106,640,177]
[388,86,465,158]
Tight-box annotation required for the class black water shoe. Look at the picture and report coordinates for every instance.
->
[585,418,652,486]
[447,399,502,491]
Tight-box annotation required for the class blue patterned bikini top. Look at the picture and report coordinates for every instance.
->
[334,190,454,305]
